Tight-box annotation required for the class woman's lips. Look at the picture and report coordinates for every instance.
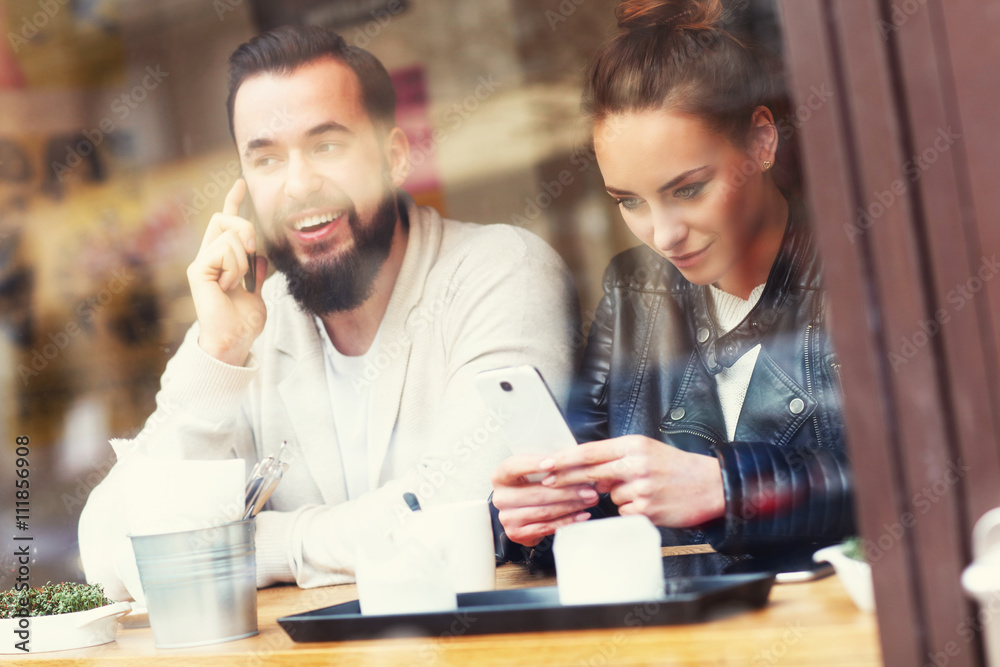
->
[668,244,711,270]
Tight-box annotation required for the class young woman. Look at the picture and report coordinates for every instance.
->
[492,0,854,574]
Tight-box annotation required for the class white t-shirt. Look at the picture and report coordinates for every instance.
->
[315,316,382,501]
[708,283,765,441]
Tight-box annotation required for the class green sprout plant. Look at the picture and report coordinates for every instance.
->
[0,582,114,619]
[841,536,866,562]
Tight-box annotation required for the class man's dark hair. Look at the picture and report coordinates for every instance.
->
[226,25,396,139]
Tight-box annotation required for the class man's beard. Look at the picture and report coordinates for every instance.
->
[265,192,399,315]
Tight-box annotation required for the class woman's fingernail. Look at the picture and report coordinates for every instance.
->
[574,513,590,522]
[541,475,556,486]
[539,458,555,470]
[579,488,597,499]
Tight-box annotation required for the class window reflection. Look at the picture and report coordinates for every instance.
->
[0,0,846,584]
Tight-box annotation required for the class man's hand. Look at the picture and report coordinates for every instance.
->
[537,435,726,528]
[491,453,599,547]
[186,179,268,366]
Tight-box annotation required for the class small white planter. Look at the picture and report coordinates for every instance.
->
[814,544,875,612]
[0,601,132,654]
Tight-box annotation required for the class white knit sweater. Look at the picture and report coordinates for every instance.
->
[708,283,765,441]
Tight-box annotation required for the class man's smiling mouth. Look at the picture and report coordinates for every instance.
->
[291,210,345,232]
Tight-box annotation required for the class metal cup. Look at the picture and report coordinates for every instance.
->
[130,519,258,648]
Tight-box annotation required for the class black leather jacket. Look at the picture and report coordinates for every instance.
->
[494,200,856,574]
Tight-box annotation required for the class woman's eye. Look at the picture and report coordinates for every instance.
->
[674,183,705,199]
[616,197,642,210]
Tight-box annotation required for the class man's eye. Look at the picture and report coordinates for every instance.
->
[616,197,642,210]
[316,142,345,154]
[254,156,279,169]
[674,183,705,199]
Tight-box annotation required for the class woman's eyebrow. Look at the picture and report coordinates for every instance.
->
[604,165,710,196]
[657,165,710,193]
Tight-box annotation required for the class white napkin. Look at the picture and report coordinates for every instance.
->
[111,454,245,607]
[119,455,245,536]
[554,515,667,605]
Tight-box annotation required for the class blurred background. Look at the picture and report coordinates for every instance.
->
[0,0,785,587]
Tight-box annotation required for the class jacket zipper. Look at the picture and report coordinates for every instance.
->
[803,324,824,447]
[659,425,720,445]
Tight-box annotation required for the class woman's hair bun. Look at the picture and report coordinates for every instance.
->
[615,0,725,33]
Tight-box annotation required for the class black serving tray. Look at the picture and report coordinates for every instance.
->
[277,573,774,643]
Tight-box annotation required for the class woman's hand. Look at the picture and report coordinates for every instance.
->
[491,453,599,547]
[538,435,726,528]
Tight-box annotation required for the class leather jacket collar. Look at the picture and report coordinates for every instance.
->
[680,198,818,374]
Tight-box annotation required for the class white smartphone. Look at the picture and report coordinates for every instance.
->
[474,365,578,459]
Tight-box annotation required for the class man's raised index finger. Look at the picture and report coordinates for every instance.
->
[223,178,247,218]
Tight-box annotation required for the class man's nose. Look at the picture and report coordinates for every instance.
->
[283,153,322,201]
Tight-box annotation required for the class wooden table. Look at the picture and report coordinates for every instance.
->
[13,547,882,666]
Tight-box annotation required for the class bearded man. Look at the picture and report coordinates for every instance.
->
[79,25,578,594]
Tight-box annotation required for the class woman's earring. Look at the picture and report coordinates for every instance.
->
[762,160,772,171]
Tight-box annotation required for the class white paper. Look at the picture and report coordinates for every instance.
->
[120,456,245,537]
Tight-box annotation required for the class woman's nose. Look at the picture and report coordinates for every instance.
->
[652,209,688,253]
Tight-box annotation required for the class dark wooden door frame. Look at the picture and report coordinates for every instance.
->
[778,1,1000,665]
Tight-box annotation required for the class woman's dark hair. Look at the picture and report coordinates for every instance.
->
[582,0,778,147]
[225,25,396,139]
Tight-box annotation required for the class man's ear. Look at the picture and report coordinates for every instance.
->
[749,105,779,168]
[386,126,410,188]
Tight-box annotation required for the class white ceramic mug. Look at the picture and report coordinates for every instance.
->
[962,507,1000,666]
[398,498,497,594]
